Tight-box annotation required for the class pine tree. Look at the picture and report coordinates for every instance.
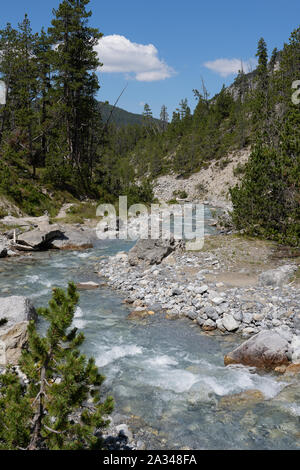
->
[34,28,52,168]
[159,104,169,131]
[0,23,19,146]
[142,103,153,121]
[178,99,191,120]
[15,15,40,176]
[230,105,300,246]
[269,47,279,72]
[234,68,249,147]
[252,37,269,138]
[0,283,113,450]
[48,0,103,188]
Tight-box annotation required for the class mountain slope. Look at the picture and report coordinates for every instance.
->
[98,101,158,127]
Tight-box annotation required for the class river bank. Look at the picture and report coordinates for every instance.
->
[98,234,300,367]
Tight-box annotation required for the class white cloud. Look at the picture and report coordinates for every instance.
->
[204,58,257,77]
[95,34,175,82]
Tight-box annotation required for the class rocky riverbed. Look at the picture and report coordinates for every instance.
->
[98,234,300,371]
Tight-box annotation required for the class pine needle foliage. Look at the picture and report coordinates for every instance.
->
[0,283,113,450]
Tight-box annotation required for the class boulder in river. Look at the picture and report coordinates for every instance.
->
[128,237,184,266]
[51,228,93,250]
[76,282,99,290]
[0,296,37,326]
[17,225,65,250]
[224,330,290,370]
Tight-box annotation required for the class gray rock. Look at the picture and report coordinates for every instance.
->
[216,318,226,332]
[242,327,257,337]
[186,310,197,320]
[51,228,93,250]
[196,317,205,327]
[242,312,253,324]
[0,321,28,366]
[211,296,226,306]
[233,311,243,322]
[259,265,297,287]
[204,307,219,321]
[293,311,300,330]
[224,330,290,369]
[17,225,65,250]
[128,237,184,266]
[172,288,182,296]
[195,285,208,295]
[0,296,37,327]
[274,326,294,343]
[7,249,18,257]
[0,296,37,366]
[136,440,146,450]
[76,281,99,290]
[222,314,240,332]
[290,336,300,363]
[202,319,216,330]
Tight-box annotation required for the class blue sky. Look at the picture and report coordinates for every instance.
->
[1,0,300,117]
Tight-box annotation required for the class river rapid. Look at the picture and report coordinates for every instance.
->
[0,229,299,449]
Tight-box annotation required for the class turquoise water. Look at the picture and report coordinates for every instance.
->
[0,236,299,449]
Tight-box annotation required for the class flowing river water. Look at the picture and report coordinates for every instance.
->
[0,211,299,449]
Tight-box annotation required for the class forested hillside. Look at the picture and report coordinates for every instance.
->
[98,101,160,127]
[120,35,300,246]
[0,0,299,245]
[0,1,154,217]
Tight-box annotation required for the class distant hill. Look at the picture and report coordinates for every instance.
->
[98,101,160,127]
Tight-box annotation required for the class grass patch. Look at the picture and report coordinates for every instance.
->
[0,223,24,233]
[52,201,100,224]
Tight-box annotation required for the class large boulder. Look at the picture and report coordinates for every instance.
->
[128,237,184,266]
[17,225,65,250]
[0,296,37,327]
[224,330,290,370]
[0,296,37,366]
[51,228,93,250]
[0,322,28,366]
[259,265,297,287]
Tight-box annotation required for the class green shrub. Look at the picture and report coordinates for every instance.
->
[230,143,300,246]
[0,284,113,450]
[173,190,188,199]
